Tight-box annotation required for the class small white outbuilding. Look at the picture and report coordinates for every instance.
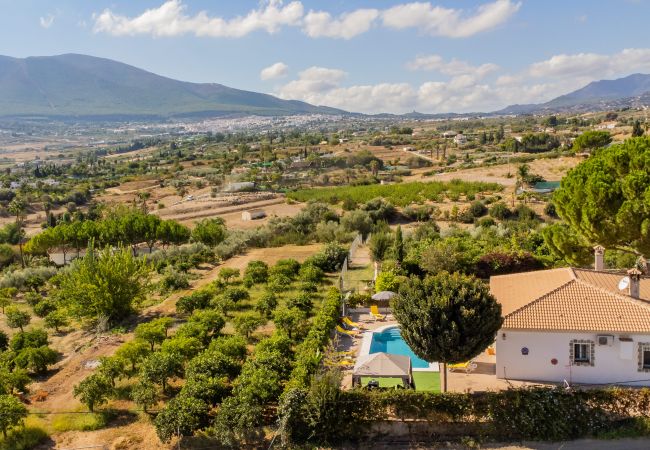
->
[241,209,266,221]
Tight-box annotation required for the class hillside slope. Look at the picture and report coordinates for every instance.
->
[0,54,345,119]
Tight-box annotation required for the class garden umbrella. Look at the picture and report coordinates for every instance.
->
[372,291,396,301]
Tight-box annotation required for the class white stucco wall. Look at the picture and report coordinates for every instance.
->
[495,329,650,386]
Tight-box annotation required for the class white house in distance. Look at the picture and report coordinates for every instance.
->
[454,134,467,145]
[490,248,650,386]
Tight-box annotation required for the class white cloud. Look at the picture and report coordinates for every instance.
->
[274,48,650,114]
[39,14,55,29]
[93,0,304,38]
[382,0,521,38]
[92,0,520,39]
[302,8,379,39]
[528,48,650,79]
[407,54,499,77]
[260,62,289,80]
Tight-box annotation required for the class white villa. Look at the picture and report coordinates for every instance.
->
[490,248,650,386]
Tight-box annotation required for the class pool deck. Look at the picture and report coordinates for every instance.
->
[337,310,545,392]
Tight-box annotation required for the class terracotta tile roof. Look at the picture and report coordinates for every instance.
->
[491,268,650,333]
[490,268,574,316]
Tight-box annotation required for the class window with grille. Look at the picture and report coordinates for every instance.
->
[570,339,594,366]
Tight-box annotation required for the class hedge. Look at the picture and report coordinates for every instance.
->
[284,287,341,391]
[279,386,650,445]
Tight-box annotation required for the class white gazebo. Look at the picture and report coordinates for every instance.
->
[352,352,412,388]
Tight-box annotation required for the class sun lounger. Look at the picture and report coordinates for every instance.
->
[343,316,366,330]
[336,325,360,338]
[448,360,478,373]
[370,305,385,321]
[324,359,354,368]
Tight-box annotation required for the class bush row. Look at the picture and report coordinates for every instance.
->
[279,385,650,445]
[284,288,341,391]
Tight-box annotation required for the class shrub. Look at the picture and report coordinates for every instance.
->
[0,394,28,438]
[32,300,56,318]
[154,394,209,443]
[176,290,213,314]
[286,292,314,312]
[375,271,405,293]
[222,287,250,303]
[271,259,301,278]
[306,243,347,272]
[298,264,325,284]
[255,292,278,319]
[243,260,269,285]
[233,312,265,340]
[489,202,512,220]
[267,273,292,293]
[474,251,544,279]
[468,201,488,218]
[73,374,113,412]
[159,266,190,292]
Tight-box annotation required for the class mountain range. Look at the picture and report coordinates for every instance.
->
[496,73,650,115]
[0,54,344,119]
[1,53,650,119]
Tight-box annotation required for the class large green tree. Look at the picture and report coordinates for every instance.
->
[572,130,612,152]
[192,218,227,247]
[554,137,650,256]
[54,244,151,325]
[391,272,502,391]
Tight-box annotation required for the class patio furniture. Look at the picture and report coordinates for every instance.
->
[343,316,366,330]
[448,360,478,374]
[370,305,385,321]
[336,325,360,338]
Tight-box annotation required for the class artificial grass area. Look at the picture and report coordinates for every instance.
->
[412,371,441,392]
[359,376,404,388]
[359,371,441,392]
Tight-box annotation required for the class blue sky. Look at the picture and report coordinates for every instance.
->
[2,0,650,113]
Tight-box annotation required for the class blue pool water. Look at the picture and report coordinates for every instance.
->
[369,327,431,369]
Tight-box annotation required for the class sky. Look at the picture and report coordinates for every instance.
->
[2,0,650,114]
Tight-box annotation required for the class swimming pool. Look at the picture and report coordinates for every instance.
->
[369,326,431,369]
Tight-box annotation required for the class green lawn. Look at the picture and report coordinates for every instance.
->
[359,377,404,388]
[359,372,440,392]
[342,265,374,293]
[412,371,441,392]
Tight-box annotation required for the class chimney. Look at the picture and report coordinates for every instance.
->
[594,245,605,271]
[628,268,642,299]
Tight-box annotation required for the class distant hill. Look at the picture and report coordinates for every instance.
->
[0,54,346,119]
[497,73,650,115]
